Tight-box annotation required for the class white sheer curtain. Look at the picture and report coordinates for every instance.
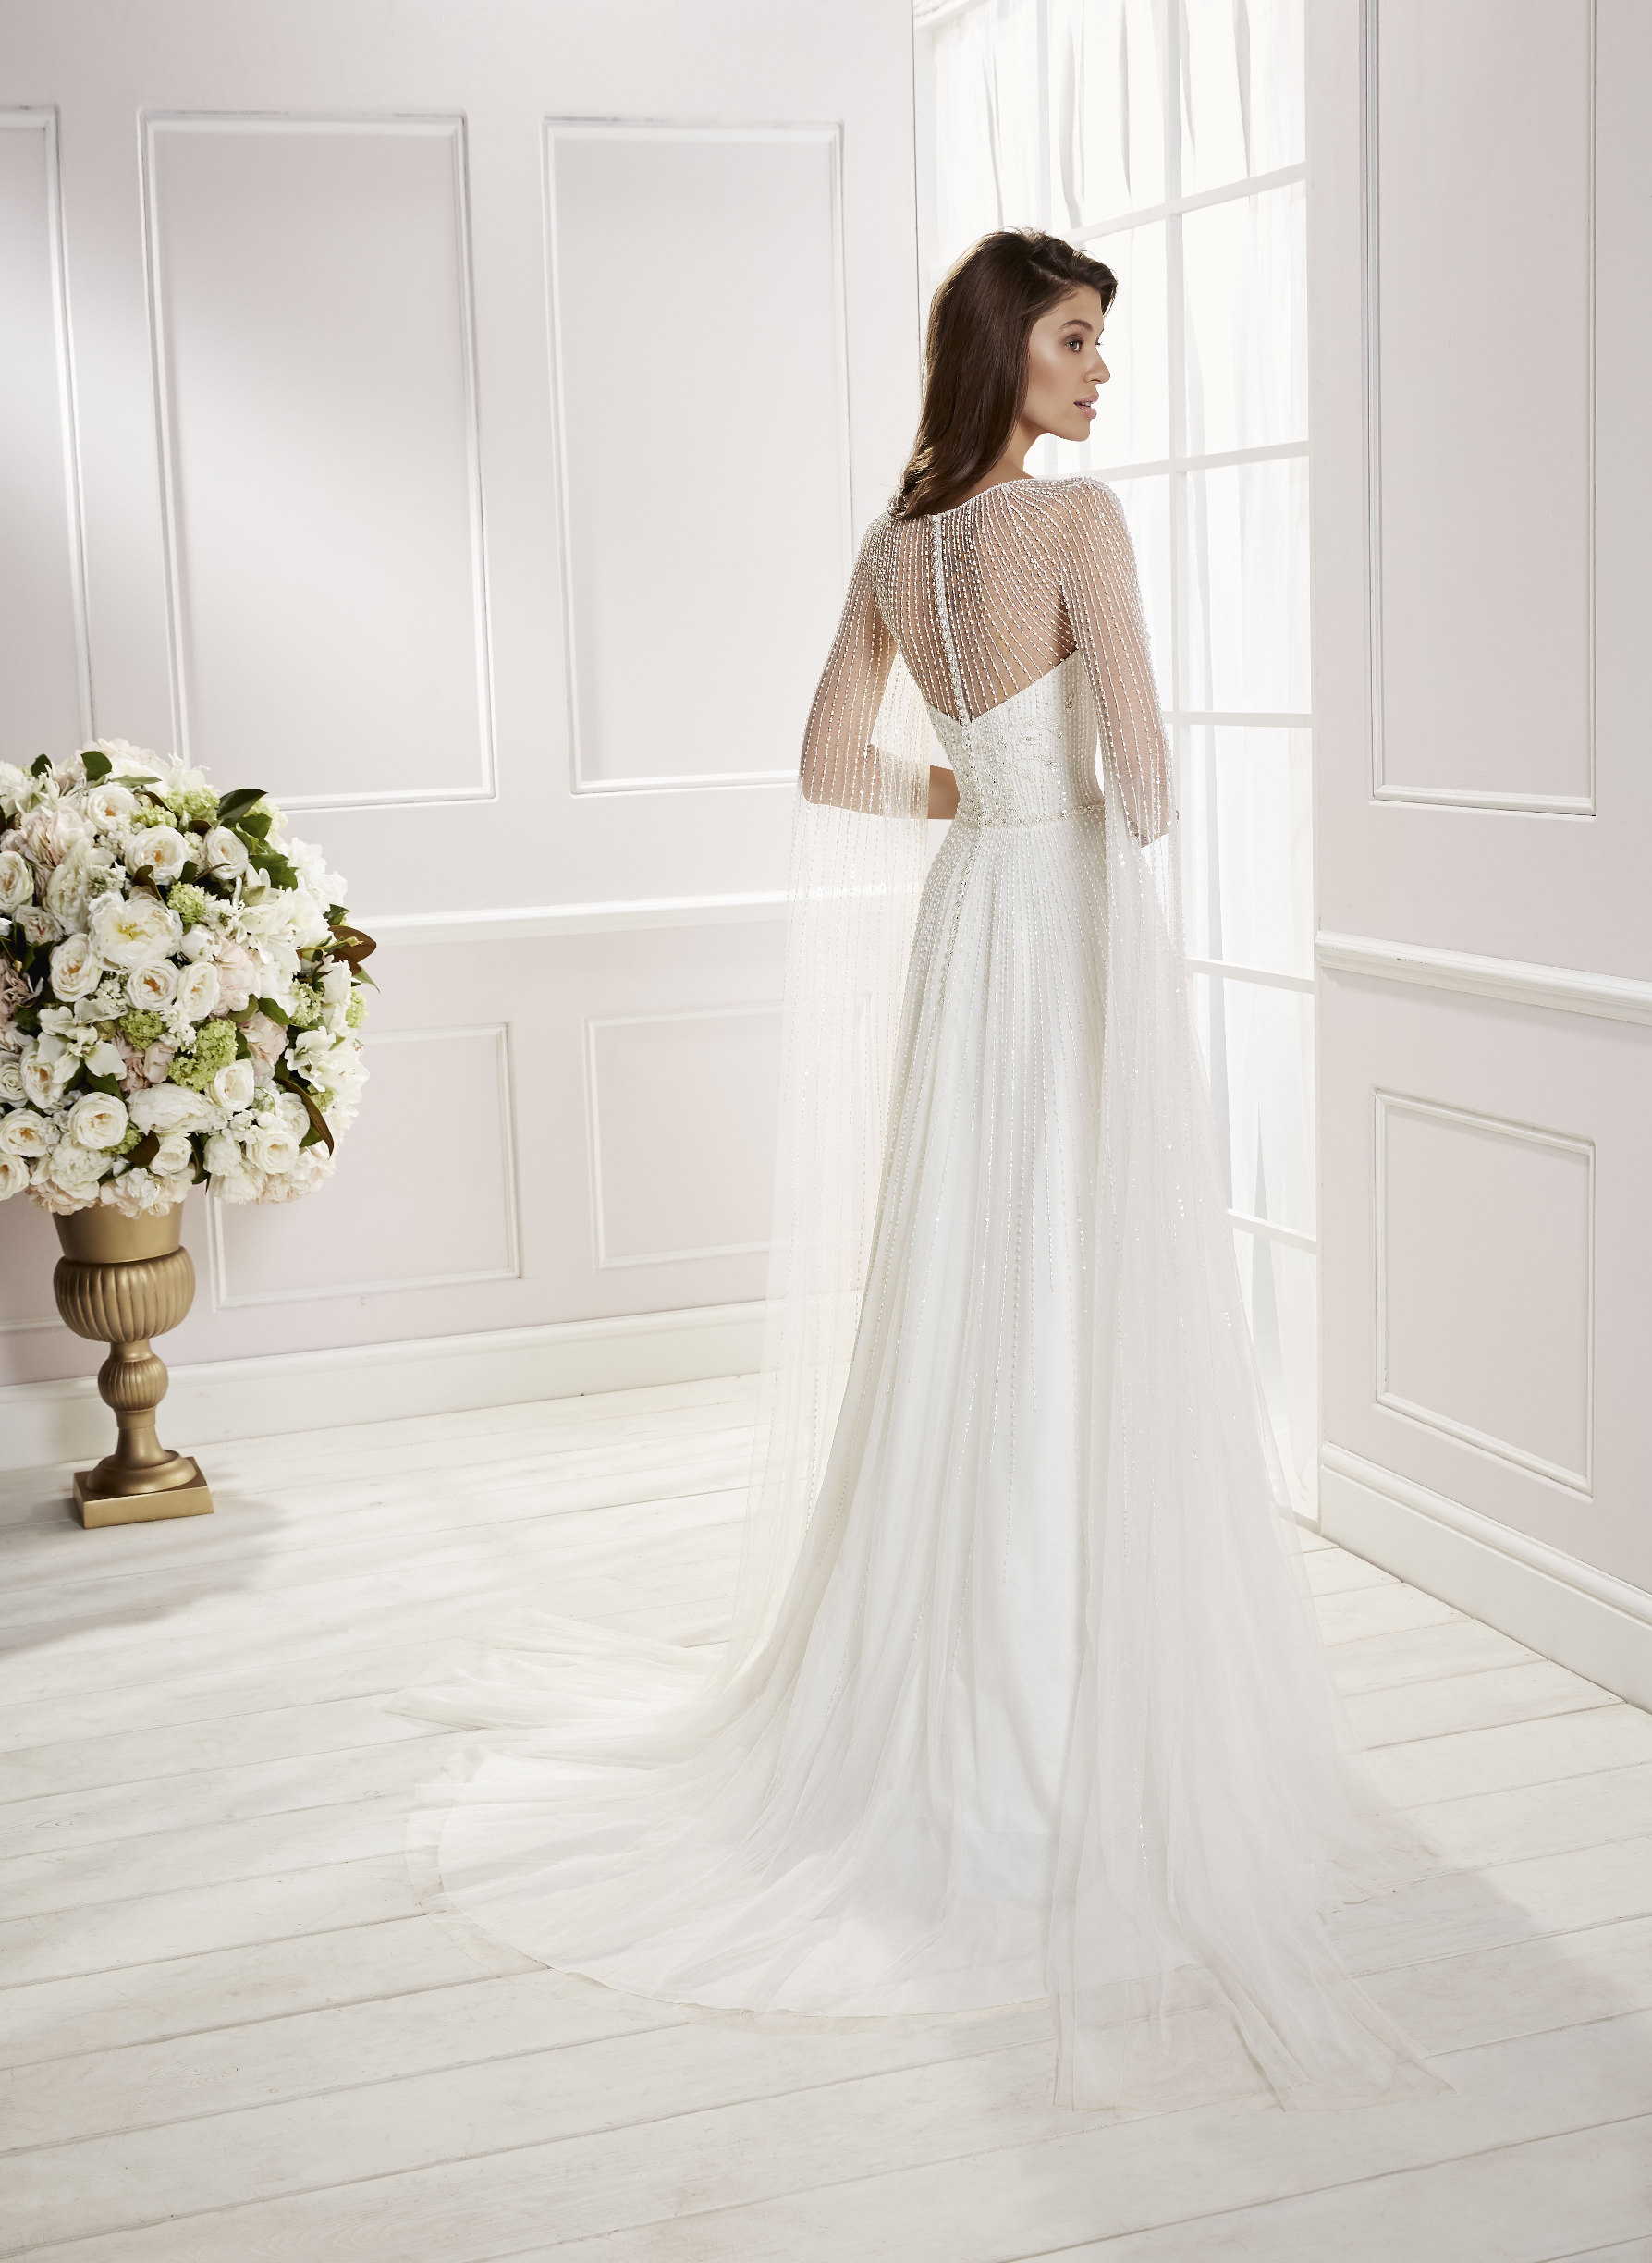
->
[914,0,1316,1509]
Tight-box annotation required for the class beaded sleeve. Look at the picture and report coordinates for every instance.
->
[1057,480,1174,845]
[796,530,906,813]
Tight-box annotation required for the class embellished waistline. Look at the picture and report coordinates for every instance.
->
[951,799,1107,831]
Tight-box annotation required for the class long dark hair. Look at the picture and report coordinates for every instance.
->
[891,229,1117,521]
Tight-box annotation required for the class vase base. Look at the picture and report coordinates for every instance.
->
[75,1463,214,1528]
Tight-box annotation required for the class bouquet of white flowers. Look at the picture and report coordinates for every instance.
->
[0,740,372,1217]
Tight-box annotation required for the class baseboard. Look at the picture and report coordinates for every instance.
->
[1320,1443,1652,1715]
[0,1301,766,1475]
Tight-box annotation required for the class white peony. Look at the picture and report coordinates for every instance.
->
[209,1059,255,1113]
[0,849,31,911]
[21,1040,74,1108]
[126,960,178,1012]
[44,840,111,931]
[247,1119,300,1174]
[67,1090,128,1149]
[49,931,101,1001]
[90,889,178,972]
[0,1152,30,1200]
[15,906,58,947]
[128,1083,207,1135]
[148,1131,195,1176]
[200,826,249,878]
[175,960,219,1021]
[125,826,190,887]
[44,1137,104,1193]
[0,1109,59,1158]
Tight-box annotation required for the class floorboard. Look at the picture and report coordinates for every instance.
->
[2,1376,1648,2261]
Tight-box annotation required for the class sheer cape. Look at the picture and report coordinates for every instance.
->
[394,476,1452,2113]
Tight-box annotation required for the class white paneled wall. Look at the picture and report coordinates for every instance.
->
[0,0,920,1419]
[1311,0,1652,1694]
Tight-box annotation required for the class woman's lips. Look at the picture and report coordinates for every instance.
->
[1077,399,1096,418]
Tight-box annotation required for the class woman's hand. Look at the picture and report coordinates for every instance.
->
[928,765,960,820]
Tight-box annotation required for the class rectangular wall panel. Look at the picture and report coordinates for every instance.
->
[587,1003,782,1266]
[145,116,494,809]
[1370,0,1594,811]
[1319,971,1651,1596]
[1375,1092,1592,1491]
[0,111,89,760]
[213,1024,519,1305]
[547,123,850,791]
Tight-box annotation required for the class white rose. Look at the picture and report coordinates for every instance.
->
[149,1130,195,1176]
[179,922,218,960]
[90,890,179,972]
[126,960,178,1012]
[68,1090,128,1149]
[83,783,137,830]
[0,1108,59,1157]
[175,960,219,1021]
[247,1119,300,1174]
[125,826,190,887]
[46,1137,106,1192]
[48,932,101,1001]
[128,1083,206,1134]
[200,826,249,878]
[0,1151,30,1199]
[210,1059,255,1113]
[0,849,31,911]
[202,1130,242,1176]
[0,1058,25,1103]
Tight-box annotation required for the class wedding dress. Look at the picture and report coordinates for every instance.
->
[392,475,1450,2112]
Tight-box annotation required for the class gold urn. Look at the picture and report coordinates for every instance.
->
[53,1203,213,1528]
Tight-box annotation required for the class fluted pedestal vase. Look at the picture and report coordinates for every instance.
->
[53,1205,213,1529]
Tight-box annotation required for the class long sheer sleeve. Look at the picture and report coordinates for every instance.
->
[1058,481,1174,844]
[798,529,915,814]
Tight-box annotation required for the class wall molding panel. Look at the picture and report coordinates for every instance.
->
[209,1022,521,1309]
[1372,1089,1594,1496]
[0,106,93,754]
[1317,931,1652,1025]
[0,1298,766,1476]
[1361,0,1597,816]
[585,1001,782,1269]
[1322,1443,1652,1713]
[141,111,497,813]
[545,118,851,796]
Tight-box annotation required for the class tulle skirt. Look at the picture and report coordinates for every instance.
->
[391,801,1451,2110]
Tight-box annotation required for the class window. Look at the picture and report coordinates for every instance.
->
[915,0,1316,1509]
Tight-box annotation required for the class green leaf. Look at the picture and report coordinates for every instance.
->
[239,807,273,841]
[247,843,299,891]
[255,995,290,1026]
[83,1071,123,1096]
[80,749,112,782]
[128,1131,159,1169]
[29,753,51,777]
[214,787,267,829]
[275,1068,335,1155]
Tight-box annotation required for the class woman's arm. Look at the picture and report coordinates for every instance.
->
[1058,482,1175,845]
[928,765,959,819]
[798,540,903,812]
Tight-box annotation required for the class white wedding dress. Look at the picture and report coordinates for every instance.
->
[393,477,1451,2112]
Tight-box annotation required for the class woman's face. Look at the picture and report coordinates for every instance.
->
[1019,287,1110,445]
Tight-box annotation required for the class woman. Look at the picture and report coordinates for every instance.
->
[397,230,1450,2113]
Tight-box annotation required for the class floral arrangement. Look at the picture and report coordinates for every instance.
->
[0,741,372,1217]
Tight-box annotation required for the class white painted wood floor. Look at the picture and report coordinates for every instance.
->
[2,1375,1650,2261]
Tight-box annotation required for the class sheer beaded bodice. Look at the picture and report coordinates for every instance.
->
[799,474,1172,845]
[924,653,1106,827]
